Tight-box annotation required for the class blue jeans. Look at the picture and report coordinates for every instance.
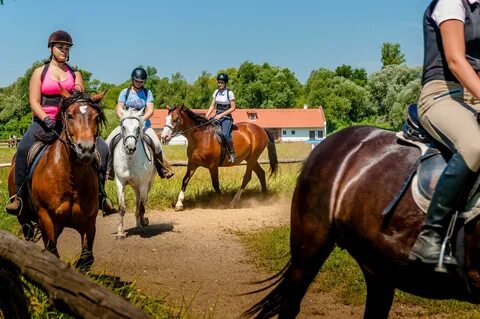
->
[219,116,233,142]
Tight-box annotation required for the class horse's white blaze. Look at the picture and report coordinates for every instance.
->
[161,115,173,142]
[114,109,155,238]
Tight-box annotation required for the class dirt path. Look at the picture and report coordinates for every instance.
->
[55,199,370,318]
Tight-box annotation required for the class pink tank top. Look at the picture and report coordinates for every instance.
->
[41,65,76,119]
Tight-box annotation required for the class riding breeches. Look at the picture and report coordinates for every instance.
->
[219,117,233,143]
[106,126,163,154]
[418,80,480,172]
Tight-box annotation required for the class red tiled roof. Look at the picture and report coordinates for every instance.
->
[150,107,326,129]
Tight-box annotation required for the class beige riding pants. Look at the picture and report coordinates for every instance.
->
[106,126,162,154]
[418,80,480,171]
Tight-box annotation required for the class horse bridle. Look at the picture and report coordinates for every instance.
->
[54,101,100,156]
[120,116,142,148]
[166,108,214,138]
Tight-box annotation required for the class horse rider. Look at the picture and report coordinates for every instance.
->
[105,67,173,179]
[206,73,237,163]
[5,30,117,217]
[409,0,480,265]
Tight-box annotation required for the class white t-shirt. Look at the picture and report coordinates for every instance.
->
[213,89,235,105]
[432,0,479,26]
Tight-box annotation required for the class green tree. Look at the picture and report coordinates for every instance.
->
[381,42,406,68]
[186,71,216,108]
[335,64,368,86]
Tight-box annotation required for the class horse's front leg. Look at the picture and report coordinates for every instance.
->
[37,207,60,257]
[115,177,127,240]
[75,219,96,272]
[175,162,198,211]
[135,185,149,228]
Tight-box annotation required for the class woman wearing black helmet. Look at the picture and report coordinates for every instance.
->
[206,73,237,163]
[6,30,116,217]
[105,67,173,179]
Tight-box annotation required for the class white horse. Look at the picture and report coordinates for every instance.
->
[113,108,156,239]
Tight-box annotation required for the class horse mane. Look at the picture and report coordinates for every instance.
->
[175,105,210,126]
[61,90,107,127]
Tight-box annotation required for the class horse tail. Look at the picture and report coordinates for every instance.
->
[265,129,278,176]
[240,260,291,318]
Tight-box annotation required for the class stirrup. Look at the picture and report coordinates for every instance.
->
[5,195,24,216]
[435,211,459,273]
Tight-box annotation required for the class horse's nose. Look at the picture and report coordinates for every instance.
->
[79,142,95,155]
[126,145,136,154]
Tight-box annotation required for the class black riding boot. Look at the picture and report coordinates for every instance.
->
[154,151,174,179]
[98,173,118,217]
[226,141,236,163]
[409,152,477,265]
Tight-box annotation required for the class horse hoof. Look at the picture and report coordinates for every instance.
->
[115,233,126,240]
[141,217,149,227]
[175,204,184,211]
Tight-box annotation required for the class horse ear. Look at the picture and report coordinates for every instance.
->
[59,85,71,99]
[91,91,107,103]
[167,105,171,111]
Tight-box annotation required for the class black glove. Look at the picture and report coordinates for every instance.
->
[43,117,56,131]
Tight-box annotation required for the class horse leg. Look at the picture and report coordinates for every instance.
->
[362,272,395,319]
[231,162,254,207]
[115,178,127,240]
[253,162,267,193]
[135,185,149,228]
[209,167,221,194]
[75,220,96,271]
[175,162,198,211]
[37,208,59,257]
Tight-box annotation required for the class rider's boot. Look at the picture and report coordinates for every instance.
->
[98,173,118,217]
[5,195,22,215]
[226,141,236,164]
[154,151,174,179]
[409,152,477,265]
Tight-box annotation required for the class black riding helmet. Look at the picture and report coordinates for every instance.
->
[217,73,229,83]
[131,67,148,81]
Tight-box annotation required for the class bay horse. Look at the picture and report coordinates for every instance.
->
[113,108,155,239]
[243,126,480,319]
[161,105,278,210]
[8,89,106,270]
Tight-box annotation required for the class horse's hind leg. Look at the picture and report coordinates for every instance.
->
[115,178,127,240]
[279,183,335,318]
[175,162,197,211]
[231,161,255,207]
[362,271,395,319]
[252,162,267,193]
[209,167,221,194]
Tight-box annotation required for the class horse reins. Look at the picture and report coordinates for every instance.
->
[166,119,215,138]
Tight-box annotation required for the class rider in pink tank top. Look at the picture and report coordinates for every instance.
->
[41,66,76,119]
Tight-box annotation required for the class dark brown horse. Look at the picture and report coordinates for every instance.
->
[161,105,278,210]
[243,126,480,319]
[8,89,106,270]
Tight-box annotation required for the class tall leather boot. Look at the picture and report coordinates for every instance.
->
[226,141,236,163]
[98,173,118,217]
[409,152,477,265]
[154,151,174,179]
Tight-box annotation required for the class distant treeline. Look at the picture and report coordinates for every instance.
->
[0,42,421,138]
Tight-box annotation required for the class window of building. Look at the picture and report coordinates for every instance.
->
[282,130,287,135]
[247,112,258,120]
[318,130,324,138]
[291,130,295,135]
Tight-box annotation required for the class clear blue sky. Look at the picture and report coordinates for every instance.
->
[0,0,430,87]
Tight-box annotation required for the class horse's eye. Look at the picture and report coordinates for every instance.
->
[67,113,74,120]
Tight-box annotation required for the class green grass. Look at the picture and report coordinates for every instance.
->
[239,227,480,319]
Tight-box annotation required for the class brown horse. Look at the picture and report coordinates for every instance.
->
[243,125,480,319]
[8,89,106,270]
[161,105,278,210]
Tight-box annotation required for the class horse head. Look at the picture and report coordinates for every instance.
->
[161,105,184,143]
[120,108,145,155]
[60,88,106,163]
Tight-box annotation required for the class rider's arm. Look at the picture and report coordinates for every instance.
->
[115,89,127,118]
[74,71,84,91]
[206,98,216,119]
[29,67,49,120]
[440,19,480,99]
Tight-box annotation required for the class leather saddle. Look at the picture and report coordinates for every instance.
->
[211,121,238,164]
